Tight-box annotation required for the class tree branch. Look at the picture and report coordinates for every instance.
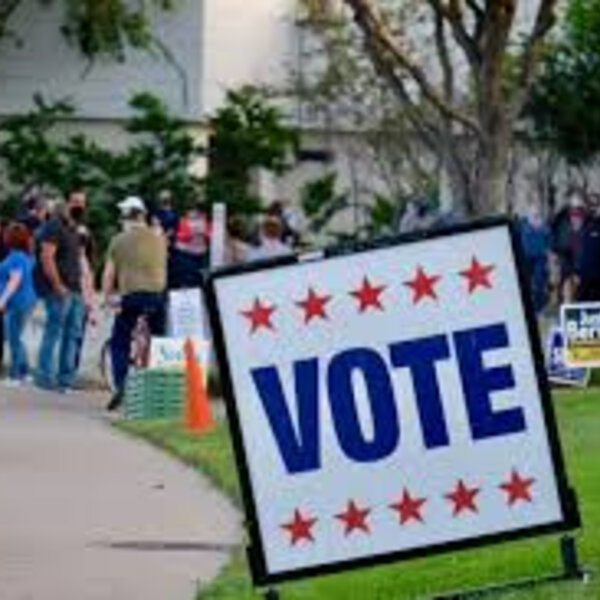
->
[462,0,485,46]
[464,0,484,20]
[342,0,481,135]
[432,5,454,103]
[511,0,558,118]
[476,0,516,118]
[366,40,442,153]
[426,0,481,68]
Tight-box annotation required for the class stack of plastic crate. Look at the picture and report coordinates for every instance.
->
[124,370,146,420]
[124,368,186,420]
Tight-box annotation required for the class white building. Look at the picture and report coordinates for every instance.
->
[0,0,299,123]
[0,0,578,228]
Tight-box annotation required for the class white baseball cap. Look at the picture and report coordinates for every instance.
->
[118,196,147,215]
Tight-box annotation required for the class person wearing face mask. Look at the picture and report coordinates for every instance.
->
[20,191,49,236]
[575,193,600,302]
[551,189,589,304]
[33,189,87,391]
[101,196,167,411]
[0,223,37,385]
[519,204,551,314]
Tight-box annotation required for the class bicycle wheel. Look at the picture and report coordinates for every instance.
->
[99,338,117,392]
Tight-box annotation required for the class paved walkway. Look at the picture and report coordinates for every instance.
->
[0,385,241,600]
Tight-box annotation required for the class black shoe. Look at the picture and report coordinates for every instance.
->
[106,390,124,412]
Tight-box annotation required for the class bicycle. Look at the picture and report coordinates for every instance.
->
[99,304,152,392]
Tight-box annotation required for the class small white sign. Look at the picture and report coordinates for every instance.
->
[149,337,210,372]
[169,288,206,338]
[210,222,575,583]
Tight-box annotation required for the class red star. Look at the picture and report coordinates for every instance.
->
[445,479,480,516]
[350,277,386,312]
[281,509,317,546]
[335,500,371,535]
[296,287,331,323]
[241,298,276,333]
[460,257,495,294]
[404,266,441,303]
[500,470,536,506]
[390,488,427,525]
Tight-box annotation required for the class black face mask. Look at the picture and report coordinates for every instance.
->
[69,206,86,224]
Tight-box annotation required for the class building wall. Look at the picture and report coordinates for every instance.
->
[0,0,203,120]
[49,118,209,159]
[201,0,297,115]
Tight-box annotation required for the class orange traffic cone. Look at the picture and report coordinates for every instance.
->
[184,338,214,433]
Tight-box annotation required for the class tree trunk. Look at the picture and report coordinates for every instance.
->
[475,129,511,216]
[439,138,474,219]
[475,51,513,213]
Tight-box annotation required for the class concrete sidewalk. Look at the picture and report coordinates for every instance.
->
[0,385,241,600]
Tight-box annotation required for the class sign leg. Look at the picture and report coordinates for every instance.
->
[263,588,281,600]
[560,534,583,579]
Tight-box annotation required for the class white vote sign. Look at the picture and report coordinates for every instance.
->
[208,222,577,584]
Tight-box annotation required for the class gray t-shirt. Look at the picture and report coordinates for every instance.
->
[35,217,82,295]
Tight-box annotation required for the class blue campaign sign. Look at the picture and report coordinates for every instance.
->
[546,326,590,388]
[207,221,578,585]
[561,303,600,368]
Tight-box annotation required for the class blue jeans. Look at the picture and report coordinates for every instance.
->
[4,305,33,380]
[36,293,85,389]
[111,292,166,393]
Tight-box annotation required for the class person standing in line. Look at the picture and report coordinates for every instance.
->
[0,218,7,375]
[0,223,37,385]
[73,224,97,373]
[551,190,588,303]
[153,189,179,244]
[101,196,167,411]
[518,204,552,314]
[20,192,49,236]
[266,200,302,247]
[247,215,294,262]
[224,215,251,265]
[168,202,210,289]
[34,189,87,391]
[575,193,600,302]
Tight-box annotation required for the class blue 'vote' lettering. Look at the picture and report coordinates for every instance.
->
[250,323,525,474]
[328,349,399,463]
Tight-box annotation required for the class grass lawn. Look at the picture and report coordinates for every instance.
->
[116,390,600,599]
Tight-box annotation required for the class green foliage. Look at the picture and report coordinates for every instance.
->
[366,194,395,235]
[565,0,600,55]
[121,92,202,211]
[301,173,403,241]
[204,86,299,214]
[0,1,177,63]
[0,95,118,255]
[528,0,600,166]
[0,94,74,191]
[301,172,347,234]
[0,91,201,260]
[56,0,177,61]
